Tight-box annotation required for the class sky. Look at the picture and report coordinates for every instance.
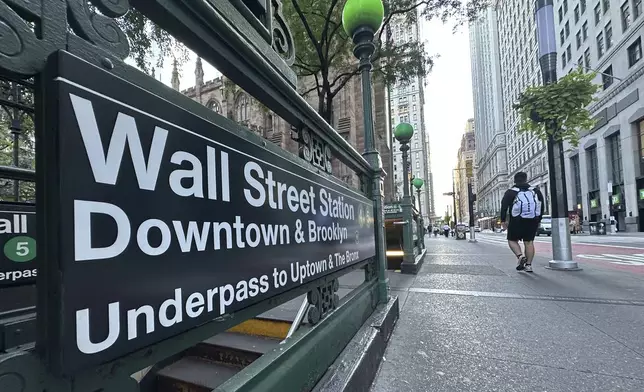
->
[420,20,474,218]
[144,18,475,218]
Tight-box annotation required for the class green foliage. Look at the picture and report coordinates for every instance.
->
[117,11,190,73]
[444,214,451,224]
[283,0,487,120]
[513,68,600,146]
[0,111,36,202]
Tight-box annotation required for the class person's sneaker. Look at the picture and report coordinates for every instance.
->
[516,256,527,271]
[524,264,533,273]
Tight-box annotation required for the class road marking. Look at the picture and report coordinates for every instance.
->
[406,287,644,306]
[477,236,644,250]
[577,254,644,266]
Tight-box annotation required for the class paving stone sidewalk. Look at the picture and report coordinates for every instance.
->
[370,236,644,392]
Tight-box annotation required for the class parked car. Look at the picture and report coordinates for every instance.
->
[474,226,481,232]
[538,215,552,236]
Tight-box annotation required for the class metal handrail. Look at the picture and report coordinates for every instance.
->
[0,165,35,182]
[284,296,309,341]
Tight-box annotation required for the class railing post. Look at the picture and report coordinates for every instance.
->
[344,0,388,303]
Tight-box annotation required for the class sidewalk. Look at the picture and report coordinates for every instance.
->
[370,236,644,392]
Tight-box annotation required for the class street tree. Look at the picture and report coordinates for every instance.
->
[513,68,600,146]
[283,0,487,121]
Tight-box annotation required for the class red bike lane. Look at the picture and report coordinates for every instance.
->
[533,241,644,274]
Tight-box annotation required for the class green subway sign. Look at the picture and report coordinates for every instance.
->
[0,202,37,287]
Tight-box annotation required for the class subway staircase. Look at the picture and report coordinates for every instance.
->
[1,269,396,392]
[152,295,306,392]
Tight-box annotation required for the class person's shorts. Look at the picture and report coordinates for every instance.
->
[507,218,539,242]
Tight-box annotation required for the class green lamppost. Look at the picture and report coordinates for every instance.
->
[394,123,415,267]
[412,177,424,250]
[343,0,388,301]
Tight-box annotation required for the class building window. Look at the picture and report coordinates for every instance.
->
[622,2,632,31]
[597,32,605,58]
[628,38,642,67]
[576,31,582,48]
[587,146,599,191]
[603,0,610,13]
[566,45,572,62]
[565,21,570,37]
[578,56,583,67]
[235,93,250,122]
[564,0,569,13]
[562,52,567,67]
[571,155,582,206]
[581,0,587,13]
[412,95,416,102]
[636,0,643,19]
[206,99,221,114]
[608,133,624,184]
[594,3,601,24]
[559,6,564,22]
[584,48,591,68]
[605,22,613,50]
[582,21,588,40]
[560,29,565,45]
[602,65,613,89]
[574,5,580,22]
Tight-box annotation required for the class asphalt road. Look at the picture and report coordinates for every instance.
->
[475,232,644,274]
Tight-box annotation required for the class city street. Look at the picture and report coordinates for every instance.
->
[371,235,644,392]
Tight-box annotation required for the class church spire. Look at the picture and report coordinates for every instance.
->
[195,57,204,103]
[195,57,204,87]
[171,59,180,91]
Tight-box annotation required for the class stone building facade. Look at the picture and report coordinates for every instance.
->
[174,58,393,199]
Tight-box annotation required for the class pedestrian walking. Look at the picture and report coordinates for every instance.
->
[500,172,545,273]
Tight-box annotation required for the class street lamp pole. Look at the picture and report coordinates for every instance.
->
[412,177,425,250]
[535,0,578,270]
[344,0,389,299]
[394,123,416,268]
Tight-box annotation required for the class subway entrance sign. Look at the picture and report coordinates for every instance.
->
[39,52,375,374]
[0,202,36,287]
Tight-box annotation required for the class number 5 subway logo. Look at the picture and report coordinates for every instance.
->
[0,203,37,287]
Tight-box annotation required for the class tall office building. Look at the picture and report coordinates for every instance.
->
[557,0,644,232]
[469,7,508,228]
[496,0,551,212]
[455,119,477,224]
[388,13,434,222]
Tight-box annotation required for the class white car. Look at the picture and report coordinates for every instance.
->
[538,215,552,236]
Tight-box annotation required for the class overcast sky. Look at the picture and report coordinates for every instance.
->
[149,19,474,218]
[421,20,474,218]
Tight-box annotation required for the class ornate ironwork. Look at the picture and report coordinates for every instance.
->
[271,0,295,66]
[0,75,35,200]
[0,0,130,77]
[364,259,377,281]
[307,279,340,325]
[296,127,333,174]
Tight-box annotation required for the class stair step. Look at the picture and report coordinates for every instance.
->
[186,332,280,367]
[156,356,242,392]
